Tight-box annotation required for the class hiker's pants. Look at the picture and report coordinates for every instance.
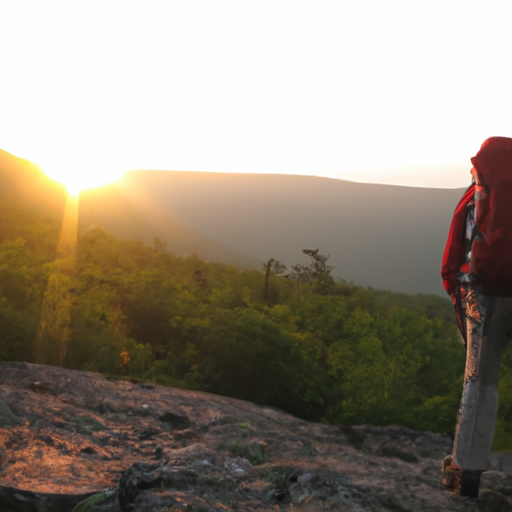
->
[452,291,512,470]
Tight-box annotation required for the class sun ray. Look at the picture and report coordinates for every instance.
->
[34,194,79,365]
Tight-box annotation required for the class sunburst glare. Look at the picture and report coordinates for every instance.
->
[34,194,79,365]
[43,159,126,196]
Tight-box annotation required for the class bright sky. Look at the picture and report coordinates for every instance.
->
[1,1,511,194]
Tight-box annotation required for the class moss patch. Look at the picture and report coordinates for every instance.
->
[67,415,106,435]
[0,400,18,429]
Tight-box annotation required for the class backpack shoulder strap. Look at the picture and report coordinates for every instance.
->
[441,184,476,300]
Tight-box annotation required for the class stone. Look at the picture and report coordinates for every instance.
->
[489,452,512,474]
[1,361,512,511]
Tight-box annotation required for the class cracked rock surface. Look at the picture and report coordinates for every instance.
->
[1,362,512,511]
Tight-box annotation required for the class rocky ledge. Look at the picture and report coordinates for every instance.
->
[1,362,511,511]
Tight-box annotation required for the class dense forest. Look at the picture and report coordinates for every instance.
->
[1,154,512,450]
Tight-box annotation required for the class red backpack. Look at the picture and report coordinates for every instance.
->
[442,137,512,299]
[470,136,512,296]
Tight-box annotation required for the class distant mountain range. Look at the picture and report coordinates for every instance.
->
[1,148,466,295]
[79,169,465,295]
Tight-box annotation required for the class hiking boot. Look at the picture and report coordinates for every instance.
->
[441,455,483,498]
[442,455,461,493]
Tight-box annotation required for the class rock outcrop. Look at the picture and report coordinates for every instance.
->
[1,362,512,511]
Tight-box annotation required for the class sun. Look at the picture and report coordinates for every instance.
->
[65,182,83,198]
[37,155,127,196]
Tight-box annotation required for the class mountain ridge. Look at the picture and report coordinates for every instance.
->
[0,148,465,295]
[81,169,465,295]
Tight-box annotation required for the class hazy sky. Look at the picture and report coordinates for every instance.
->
[1,1,511,193]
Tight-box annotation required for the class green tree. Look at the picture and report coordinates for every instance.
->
[0,238,46,362]
[263,258,287,304]
[191,308,309,411]
[290,249,335,295]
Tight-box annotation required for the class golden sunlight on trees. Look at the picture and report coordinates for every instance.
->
[34,195,78,365]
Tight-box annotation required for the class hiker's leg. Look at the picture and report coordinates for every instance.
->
[442,289,484,496]
[452,291,492,471]
[465,297,512,462]
[448,295,512,496]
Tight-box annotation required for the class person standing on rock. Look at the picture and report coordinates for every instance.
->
[441,136,512,498]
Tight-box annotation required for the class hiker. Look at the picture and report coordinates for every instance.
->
[441,137,512,497]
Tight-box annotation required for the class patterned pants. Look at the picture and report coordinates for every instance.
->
[452,290,512,470]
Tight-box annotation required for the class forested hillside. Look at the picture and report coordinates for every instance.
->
[0,220,465,431]
[2,151,512,450]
